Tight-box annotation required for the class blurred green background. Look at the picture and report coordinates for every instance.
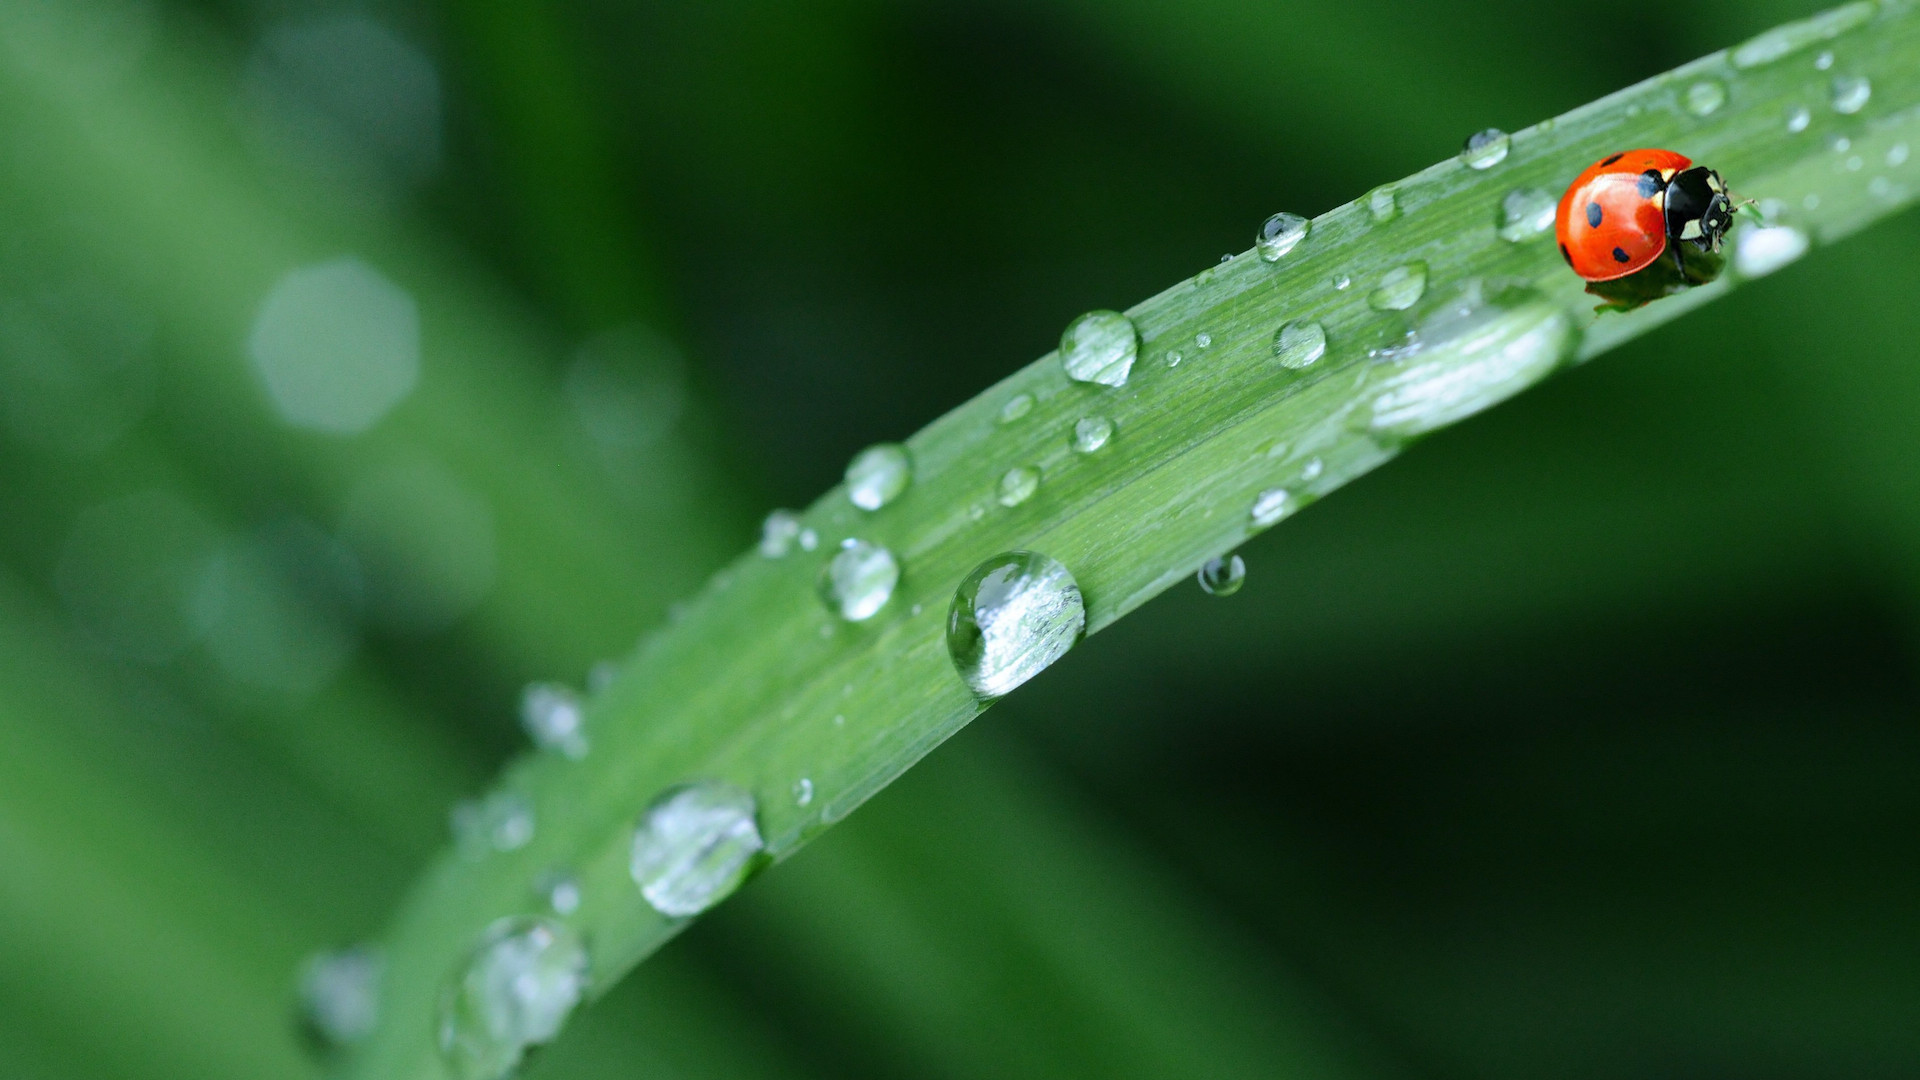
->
[2,0,1919,1077]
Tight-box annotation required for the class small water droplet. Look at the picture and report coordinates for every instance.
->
[1250,488,1294,528]
[630,782,764,917]
[451,791,534,858]
[521,682,588,760]
[437,917,587,1080]
[833,713,845,726]
[1868,175,1896,199]
[792,777,814,807]
[1194,331,1213,349]
[1256,212,1310,262]
[1272,320,1327,369]
[845,443,911,511]
[1459,128,1510,170]
[798,528,819,552]
[1366,285,1578,438]
[1889,142,1911,167]
[535,869,582,916]
[1196,555,1246,596]
[1059,310,1138,387]
[299,945,383,1049]
[1803,193,1822,210]
[1685,80,1727,116]
[1830,134,1852,153]
[1163,349,1184,368]
[1333,275,1352,291]
[946,551,1085,698]
[1734,225,1810,278]
[1072,415,1114,453]
[1846,155,1864,171]
[998,393,1034,424]
[998,466,1041,507]
[1368,262,1428,311]
[1815,49,1835,70]
[968,504,986,521]
[758,509,802,557]
[1367,186,1398,222]
[1497,188,1557,242]
[1787,105,1813,133]
[1832,74,1871,114]
[818,539,899,622]
[1300,457,1325,481]
[1219,253,1233,264]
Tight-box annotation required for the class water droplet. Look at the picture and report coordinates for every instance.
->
[1846,155,1864,172]
[1250,488,1294,528]
[1366,285,1578,438]
[1367,186,1398,223]
[299,945,383,1049]
[437,917,588,1080]
[1333,275,1352,290]
[1368,262,1428,311]
[1732,4,1874,69]
[1787,105,1812,133]
[1272,320,1327,369]
[1685,79,1727,116]
[998,466,1041,507]
[817,539,899,622]
[1831,135,1853,153]
[798,528,819,552]
[1734,225,1810,278]
[1072,415,1114,454]
[946,551,1086,698]
[521,682,587,760]
[998,393,1034,424]
[758,509,803,557]
[1497,188,1557,242]
[968,504,986,521]
[1164,349,1184,368]
[535,869,582,915]
[1219,253,1233,264]
[1815,49,1835,70]
[1459,128,1510,169]
[845,443,911,511]
[1059,310,1137,387]
[1832,74,1871,114]
[630,782,763,917]
[1300,457,1325,481]
[792,777,814,807]
[1868,175,1896,199]
[833,713,845,726]
[1194,331,1213,349]
[1196,555,1246,597]
[1256,212,1310,262]
[451,790,534,858]
[1889,142,1911,167]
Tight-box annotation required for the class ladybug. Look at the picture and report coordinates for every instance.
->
[1555,149,1737,309]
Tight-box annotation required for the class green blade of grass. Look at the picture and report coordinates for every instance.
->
[348,4,1920,1076]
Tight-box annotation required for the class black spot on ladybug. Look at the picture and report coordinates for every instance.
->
[1638,171,1662,198]
[1586,202,1603,228]
[1601,152,1624,166]
[1560,243,1574,267]
[1612,246,1632,263]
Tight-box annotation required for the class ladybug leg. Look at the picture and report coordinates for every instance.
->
[1670,242,1686,278]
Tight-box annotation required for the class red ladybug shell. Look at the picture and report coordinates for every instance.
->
[1555,149,1692,282]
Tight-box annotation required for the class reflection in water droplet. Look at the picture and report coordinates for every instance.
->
[1250,488,1294,528]
[1256,212,1310,262]
[818,539,899,621]
[249,258,419,434]
[1734,225,1811,277]
[1196,555,1246,597]
[1786,105,1812,133]
[299,945,383,1049]
[1368,263,1428,311]
[1272,321,1327,369]
[845,443,911,511]
[1832,74,1871,114]
[1300,457,1325,481]
[1164,349,1184,368]
[759,510,802,557]
[1459,128,1510,169]
[1366,286,1578,438]
[1368,186,1398,223]
[998,466,1041,507]
[998,393,1034,424]
[1498,188,1557,242]
[947,552,1086,698]
[792,778,814,807]
[521,682,587,759]
[1685,80,1727,116]
[451,791,535,858]
[1333,275,1352,291]
[1194,331,1213,349]
[437,917,587,1080]
[1059,310,1138,387]
[1072,416,1114,454]
[630,782,764,917]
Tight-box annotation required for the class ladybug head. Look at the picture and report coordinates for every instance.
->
[1665,166,1736,252]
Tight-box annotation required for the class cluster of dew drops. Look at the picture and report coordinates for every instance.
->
[297,31,1905,1076]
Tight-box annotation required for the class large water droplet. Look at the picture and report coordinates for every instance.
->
[1196,555,1246,597]
[1459,128,1510,169]
[1498,188,1557,242]
[1368,262,1428,311]
[1685,80,1727,116]
[451,791,534,858]
[1072,415,1114,454]
[437,917,588,1080]
[758,509,803,557]
[299,945,383,1049]
[1787,105,1813,133]
[629,782,764,917]
[1059,310,1137,387]
[818,538,899,622]
[1831,74,1871,114]
[1272,321,1327,369]
[946,551,1086,698]
[845,443,911,511]
[1256,212,1310,262]
[521,682,587,760]
[998,393,1034,424]
[998,466,1040,507]
[1366,286,1578,438]
[1733,225,1810,277]
[1250,488,1295,528]
[1367,186,1398,223]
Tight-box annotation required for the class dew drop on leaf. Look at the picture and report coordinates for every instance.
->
[629,782,764,917]
[1196,554,1246,597]
[437,917,588,1080]
[946,551,1085,698]
[1255,212,1310,262]
[1059,310,1137,387]
[844,443,911,511]
[818,538,899,622]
